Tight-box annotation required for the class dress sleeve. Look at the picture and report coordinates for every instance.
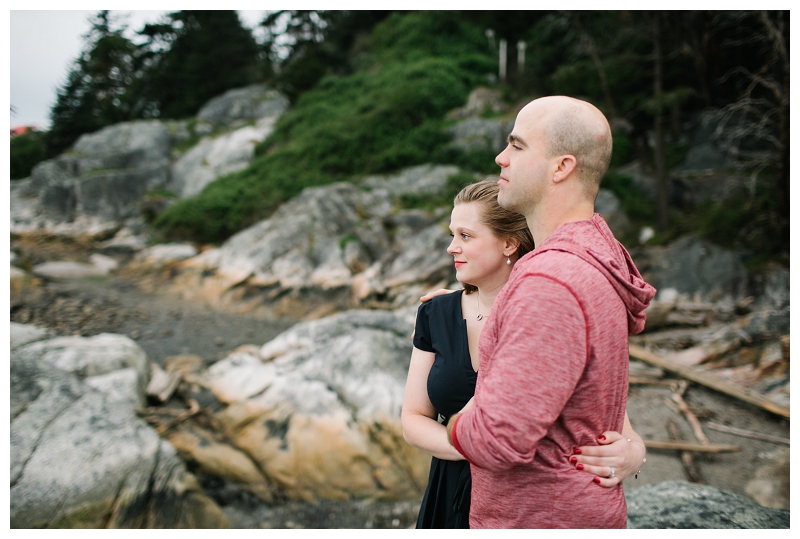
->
[412,301,434,352]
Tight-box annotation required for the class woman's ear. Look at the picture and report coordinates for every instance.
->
[503,238,520,257]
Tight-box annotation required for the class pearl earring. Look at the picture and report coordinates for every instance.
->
[506,256,511,265]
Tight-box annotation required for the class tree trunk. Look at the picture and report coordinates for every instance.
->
[653,13,669,232]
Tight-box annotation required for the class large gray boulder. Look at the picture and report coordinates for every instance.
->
[626,480,789,528]
[196,84,290,129]
[36,121,171,222]
[163,307,431,503]
[170,86,289,198]
[447,117,512,154]
[594,189,634,240]
[167,166,458,318]
[638,235,748,301]
[10,324,229,528]
[170,120,278,198]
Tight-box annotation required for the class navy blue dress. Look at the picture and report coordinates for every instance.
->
[412,290,477,529]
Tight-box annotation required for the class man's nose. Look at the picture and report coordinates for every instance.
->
[495,147,508,167]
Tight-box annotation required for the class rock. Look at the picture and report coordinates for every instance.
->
[446,87,508,120]
[196,84,289,129]
[626,480,789,528]
[447,117,512,154]
[10,322,53,353]
[361,164,461,198]
[34,121,171,222]
[594,189,634,240]
[159,166,462,317]
[134,243,198,267]
[32,260,109,280]
[672,112,738,175]
[749,263,790,310]
[744,448,790,510]
[170,117,281,199]
[10,325,229,528]
[10,266,32,296]
[639,235,748,301]
[89,253,119,273]
[188,307,430,502]
[97,227,147,253]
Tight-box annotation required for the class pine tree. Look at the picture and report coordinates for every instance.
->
[138,10,261,119]
[45,11,139,156]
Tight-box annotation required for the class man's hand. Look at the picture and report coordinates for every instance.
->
[420,288,455,303]
[411,288,457,339]
[446,397,475,446]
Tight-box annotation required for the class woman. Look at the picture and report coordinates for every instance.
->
[401,180,646,528]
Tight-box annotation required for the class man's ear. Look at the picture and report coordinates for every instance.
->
[552,154,577,184]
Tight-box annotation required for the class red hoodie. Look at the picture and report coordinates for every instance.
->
[451,213,656,528]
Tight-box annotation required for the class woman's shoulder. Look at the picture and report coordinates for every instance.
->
[417,289,464,317]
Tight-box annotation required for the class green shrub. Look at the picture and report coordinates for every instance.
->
[601,170,656,222]
[11,129,47,180]
[154,13,494,244]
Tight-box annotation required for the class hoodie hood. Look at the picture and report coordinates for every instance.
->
[534,214,656,335]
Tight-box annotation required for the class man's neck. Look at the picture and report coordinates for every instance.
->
[527,201,594,247]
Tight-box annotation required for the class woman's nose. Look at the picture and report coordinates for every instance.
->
[447,239,459,254]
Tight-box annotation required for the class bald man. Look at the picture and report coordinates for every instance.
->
[446,96,656,528]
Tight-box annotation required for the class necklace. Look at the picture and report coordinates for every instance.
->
[476,292,488,321]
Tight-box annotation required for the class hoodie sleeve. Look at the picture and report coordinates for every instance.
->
[452,272,588,471]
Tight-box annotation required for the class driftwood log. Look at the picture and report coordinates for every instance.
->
[629,344,790,418]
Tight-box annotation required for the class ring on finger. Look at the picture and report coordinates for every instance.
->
[609,467,615,478]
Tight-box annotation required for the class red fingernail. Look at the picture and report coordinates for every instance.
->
[599,435,606,441]
[574,448,582,454]
[576,464,584,470]
[570,456,577,464]
[593,477,601,484]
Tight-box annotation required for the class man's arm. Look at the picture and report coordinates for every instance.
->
[450,274,587,471]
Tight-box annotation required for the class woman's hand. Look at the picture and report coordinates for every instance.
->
[570,416,646,487]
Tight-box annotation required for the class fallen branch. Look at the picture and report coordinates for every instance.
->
[671,381,710,445]
[155,399,201,434]
[628,377,674,386]
[668,419,703,483]
[629,344,790,418]
[705,422,790,446]
[641,440,740,453]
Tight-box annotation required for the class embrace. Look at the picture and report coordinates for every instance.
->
[402,95,656,528]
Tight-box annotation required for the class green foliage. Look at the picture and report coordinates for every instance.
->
[609,131,632,167]
[684,179,786,266]
[601,171,656,222]
[154,13,494,243]
[138,11,261,119]
[45,11,140,156]
[11,130,47,179]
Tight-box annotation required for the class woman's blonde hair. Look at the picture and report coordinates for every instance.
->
[453,179,535,294]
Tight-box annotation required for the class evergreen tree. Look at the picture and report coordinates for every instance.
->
[138,11,261,119]
[45,11,139,156]
[259,11,392,101]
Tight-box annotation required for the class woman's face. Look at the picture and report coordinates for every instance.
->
[447,202,509,288]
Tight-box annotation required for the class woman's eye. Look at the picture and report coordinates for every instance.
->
[461,233,470,240]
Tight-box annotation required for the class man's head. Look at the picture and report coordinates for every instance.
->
[495,96,612,216]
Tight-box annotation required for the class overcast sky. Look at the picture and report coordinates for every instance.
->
[9,9,267,130]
